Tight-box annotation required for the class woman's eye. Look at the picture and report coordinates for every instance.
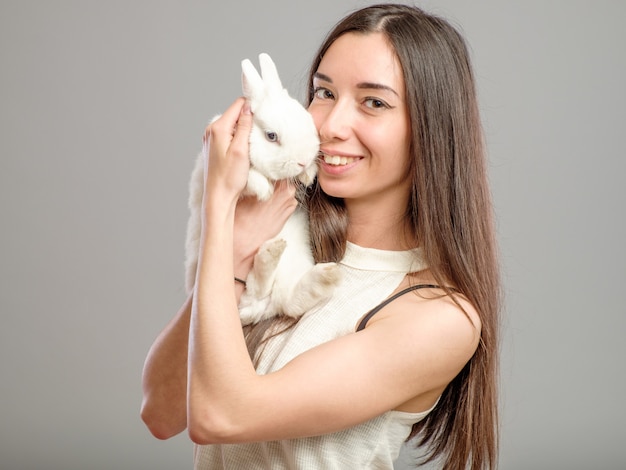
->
[265,130,279,142]
[313,87,334,100]
[364,98,389,109]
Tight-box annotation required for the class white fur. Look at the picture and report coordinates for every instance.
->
[184,53,341,325]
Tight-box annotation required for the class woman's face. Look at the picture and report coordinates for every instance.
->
[308,32,412,207]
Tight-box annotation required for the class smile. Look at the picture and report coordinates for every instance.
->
[320,152,361,166]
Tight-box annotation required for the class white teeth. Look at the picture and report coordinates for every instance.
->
[322,154,356,166]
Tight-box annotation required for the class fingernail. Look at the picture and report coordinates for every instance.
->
[243,102,251,115]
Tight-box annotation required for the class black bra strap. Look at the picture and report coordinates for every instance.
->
[356,284,444,332]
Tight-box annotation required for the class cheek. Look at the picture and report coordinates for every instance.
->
[365,121,411,166]
[359,122,399,152]
[388,119,411,161]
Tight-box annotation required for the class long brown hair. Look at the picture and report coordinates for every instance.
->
[304,4,501,469]
[246,4,501,469]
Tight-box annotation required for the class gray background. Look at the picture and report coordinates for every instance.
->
[1,0,624,469]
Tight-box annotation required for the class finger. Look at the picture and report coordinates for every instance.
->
[229,101,253,151]
[272,181,298,214]
[274,179,297,199]
[210,98,246,139]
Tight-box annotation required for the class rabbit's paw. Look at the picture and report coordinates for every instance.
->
[247,238,287,298]
[246,169,274,201]
[256,238,287,267]
[297,164,317,187]
[283,262,342,318]
[308,262,342,288]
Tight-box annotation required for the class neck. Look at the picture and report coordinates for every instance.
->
[345,198,415,251]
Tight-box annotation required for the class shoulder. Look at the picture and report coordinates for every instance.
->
[361,282,481,390]
[365,282,481,336]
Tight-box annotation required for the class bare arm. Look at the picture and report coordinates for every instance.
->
[141,294,192,439]
[140,105,297,439]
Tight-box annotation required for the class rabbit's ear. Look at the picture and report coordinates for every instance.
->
[258,53,283,92]
[241,58,263,100]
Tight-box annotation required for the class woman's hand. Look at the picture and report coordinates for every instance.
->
[201,96,298,279]
[202,97,253,207]
[233,180,298,278]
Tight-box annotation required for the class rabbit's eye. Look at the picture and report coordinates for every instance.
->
[265,131,279,143]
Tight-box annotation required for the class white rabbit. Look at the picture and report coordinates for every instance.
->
[185,53,341,325]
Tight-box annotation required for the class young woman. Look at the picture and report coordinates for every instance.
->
[141,4,500,469]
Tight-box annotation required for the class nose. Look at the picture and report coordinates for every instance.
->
[314,100,352,143]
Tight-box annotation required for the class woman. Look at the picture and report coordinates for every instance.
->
[141,4,500,469]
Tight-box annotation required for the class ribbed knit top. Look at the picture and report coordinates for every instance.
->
[194,242,433,469]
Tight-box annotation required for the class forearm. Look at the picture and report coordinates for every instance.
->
[187,196,258,443]
[141,294,192,439]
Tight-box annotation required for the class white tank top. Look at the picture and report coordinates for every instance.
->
[194,242,433,469]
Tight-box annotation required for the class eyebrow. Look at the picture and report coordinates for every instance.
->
[313,72,399,97]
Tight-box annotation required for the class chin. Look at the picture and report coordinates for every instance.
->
[317,178,351,200]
